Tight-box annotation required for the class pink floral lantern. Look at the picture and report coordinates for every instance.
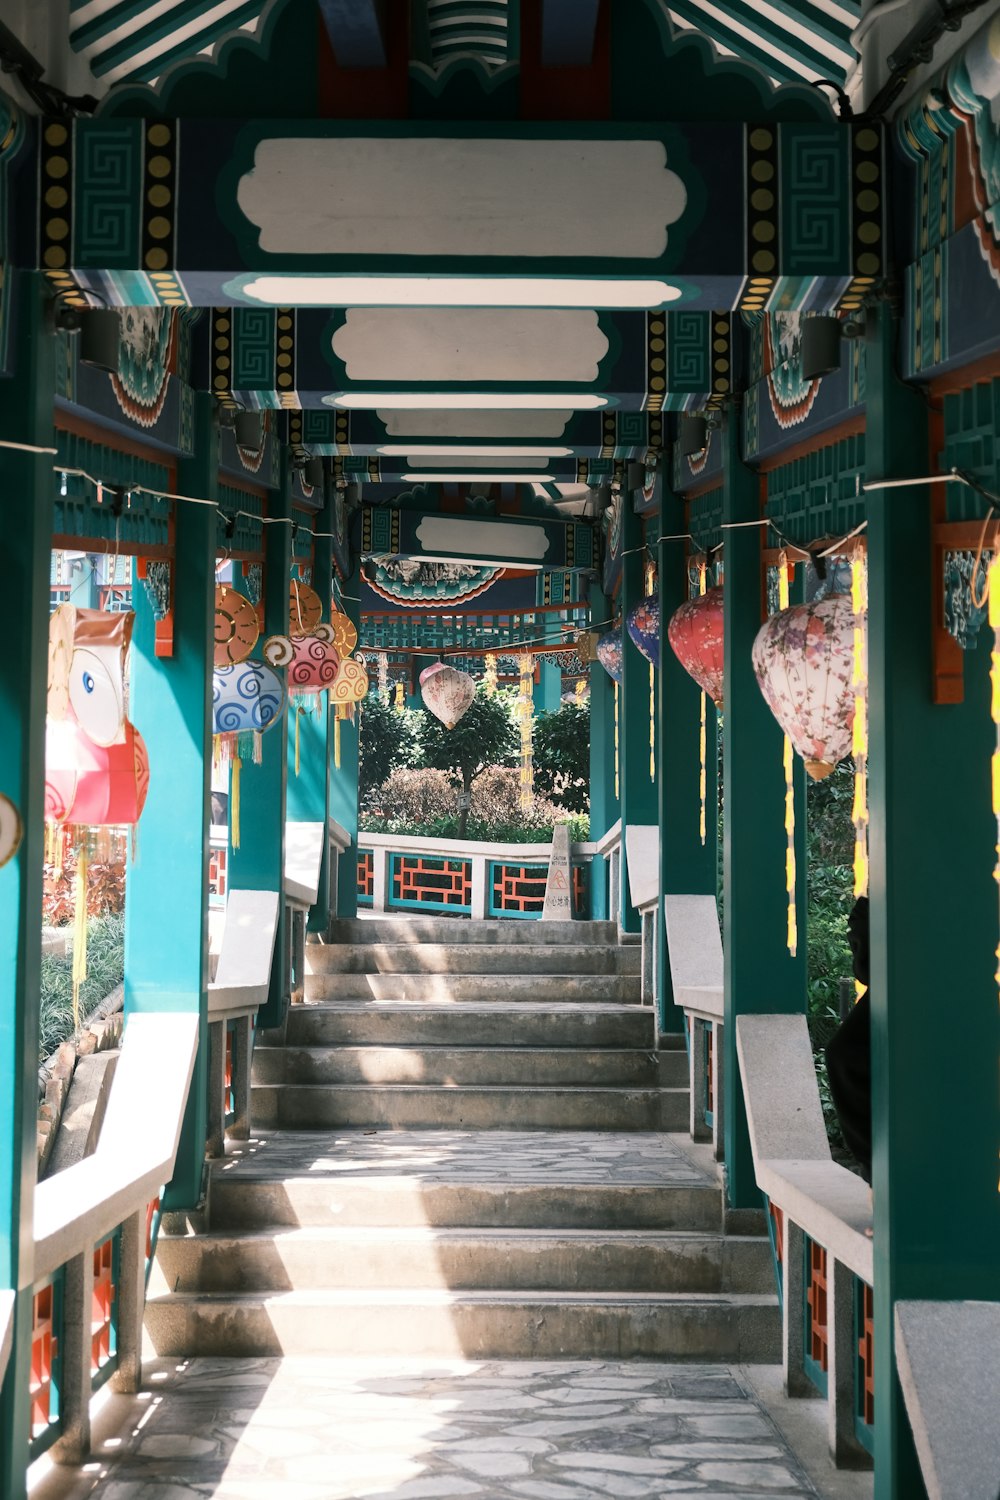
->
[751,593,858,780]
[420,663,476,730]
[667,587,725,707]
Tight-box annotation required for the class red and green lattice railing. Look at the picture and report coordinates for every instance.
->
[357,842,592,918]
[391,854,473,914]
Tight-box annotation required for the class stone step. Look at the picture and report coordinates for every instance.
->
[156,1226,774,1295]
[251,1083,688,1132]
[207,1177,722,1233]
[304,973,642,1004]
[326,919,622,947]
[253,1045,687,1089]
[282,1002,656,1050]
[144,1288,780,1361]
[307,943,641,976]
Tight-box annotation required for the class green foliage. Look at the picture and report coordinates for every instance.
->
[359,696,421,809]
[360,763,589,844]
[806,762,855,1016]
[44,858,125,926]
[532,702,590,813]
[417,689,518,833]
[39,912,124,1062]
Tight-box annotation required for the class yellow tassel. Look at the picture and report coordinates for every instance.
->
[851,553,869,900]
[71,844,88,1032]
[231,756,241,850]
[334,711,342,770]
[613,682,620,801]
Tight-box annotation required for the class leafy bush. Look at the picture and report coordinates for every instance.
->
[366,767,459,829]
[43,858,126,927]
[532,702,590,813]
[359,697,422,810]
[39,911,125,1061]
[417,688,518,834]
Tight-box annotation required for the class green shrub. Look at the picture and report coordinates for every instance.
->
[39,912,125,1062]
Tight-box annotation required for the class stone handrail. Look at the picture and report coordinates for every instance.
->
[358,828,599,918]
[736,1011,874,1468]
[666,894,725,1154]
[0,1289,12,1394]
[206,889,279,1157]
[33,1012,198,1284]
[895,1299,1000,1500]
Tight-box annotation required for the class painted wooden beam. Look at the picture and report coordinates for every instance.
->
[317,0,387,67]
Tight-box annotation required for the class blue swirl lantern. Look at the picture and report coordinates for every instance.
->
[595,627,623,684]
[626,592,660,668]
[212,662,287,847]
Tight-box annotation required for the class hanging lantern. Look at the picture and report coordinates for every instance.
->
[667,586,725,708]
[214,584,259,667]
[262,633,341,693]
[48,604,131,746]
[517,652,535,813]
[289,578,323,636]
[626,591,660,668]
[595,628,623,684]
[213,661,287,738]
[378,653,389,699]
[331,655,369,769]
[394,681,405,711]
[851,555,869,902]
[420,663,476,730]
[484,656,498,696]
[0,792,22,869]
[45,718,150,828]
[329,608,359,655]
[751,593,857,780]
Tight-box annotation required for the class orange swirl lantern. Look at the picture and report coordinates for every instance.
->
[289,579,323,636]
[667,586,725,707]
[214,584,259,666]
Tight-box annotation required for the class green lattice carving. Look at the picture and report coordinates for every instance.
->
[53,432,171,546]
[688,488,723,554]
[218,486,264,555]
[939,378,1000,522]
[764,434,866,547]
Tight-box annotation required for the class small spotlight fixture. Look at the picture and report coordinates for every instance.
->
[679,414,708,457]
[800,313,867,382]
[302,457,325,488]
[234,410,263,449]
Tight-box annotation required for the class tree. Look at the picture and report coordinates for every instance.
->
[358,695,421,809]
[417,688,517,837]
[532,701,590,813]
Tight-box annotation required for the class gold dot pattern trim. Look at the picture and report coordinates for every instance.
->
[142,120,179,293]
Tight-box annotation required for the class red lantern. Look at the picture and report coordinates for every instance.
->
[45,718,150,827]
[667,587,725,707]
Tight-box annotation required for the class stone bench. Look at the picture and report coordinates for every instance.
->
[664,894,724,1155]
[896,1299,1000,1500]
[207,888,279,1157]
[736,1012,873,1468]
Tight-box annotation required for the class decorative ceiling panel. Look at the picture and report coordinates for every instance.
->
[665,0,860,86]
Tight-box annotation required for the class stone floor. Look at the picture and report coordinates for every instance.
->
[212,1130,712,1185]
[33,1357,834,1500]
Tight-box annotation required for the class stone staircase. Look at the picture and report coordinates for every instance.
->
[147,916,780,1362]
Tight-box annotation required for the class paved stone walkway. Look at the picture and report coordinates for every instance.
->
[215,1130,712,1185]
[38,1358,820,1500]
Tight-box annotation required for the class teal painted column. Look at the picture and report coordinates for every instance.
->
[538,657,562,715]
[619,497,657,932]
[588,580,615,919]
[286,488,333,933]
[721,415,807,1208]
[329,578,360,918]
[657,485,718,1035]
[228,480,290,1028]
[124,394,216,1211]
[0,275,54,1500]
[866,306,1000,1499]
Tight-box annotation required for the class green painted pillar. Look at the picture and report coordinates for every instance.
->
[538,657,562,716]
[619,497,657,932]
[286,489,333,933]
[722,414,807,1208]
[588,580,615,919]
[0,274,54,1500]
[866,305,1000,1498]
[657,484,718,1035]
[329,578,360,918]
[124,394,216,1212]
[228,479,290,1028]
